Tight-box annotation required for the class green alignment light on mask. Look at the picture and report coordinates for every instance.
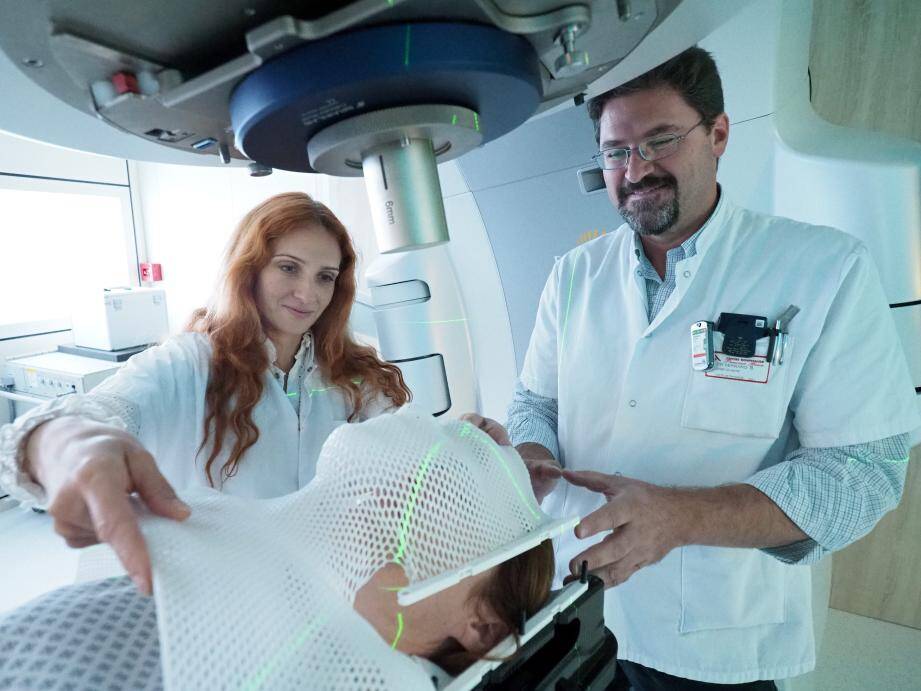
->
[242,616,326,691]
[393,441,443,565]
[459,422,541,520]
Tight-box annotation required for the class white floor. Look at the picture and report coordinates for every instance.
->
[807,608,921,691]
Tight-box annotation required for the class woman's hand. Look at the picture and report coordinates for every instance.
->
[24,416,191,595]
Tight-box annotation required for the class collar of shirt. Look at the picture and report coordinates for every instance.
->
[265,332,316,385]
[633,228,701,284]
[631,186,725,279]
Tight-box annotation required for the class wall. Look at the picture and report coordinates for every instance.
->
[0,130,129,426]
[132,162,390,334]
[807,0,921,631]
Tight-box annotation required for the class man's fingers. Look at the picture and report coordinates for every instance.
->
[561,469,622,493]
[599,561,642,588]
[82,483,153,595]
[531,462,562,480]
[571,554,640,588]
[126,447,190,521]
[569,531,633,578]
[575,500,629,540]
[489,423,512,446]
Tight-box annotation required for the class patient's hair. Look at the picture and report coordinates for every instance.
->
[587,45,724,143]
[186,192,410,485]
[430,539,555,675]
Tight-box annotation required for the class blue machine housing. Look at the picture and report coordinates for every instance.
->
[230,22,544,173]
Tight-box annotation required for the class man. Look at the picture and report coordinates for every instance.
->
[469,47,918,689]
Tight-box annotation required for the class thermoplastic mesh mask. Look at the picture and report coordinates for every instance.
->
[141,406,575,690]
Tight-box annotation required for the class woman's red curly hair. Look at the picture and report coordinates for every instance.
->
[187,192,410,484]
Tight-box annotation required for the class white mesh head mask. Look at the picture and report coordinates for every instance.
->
[141,406,577,690]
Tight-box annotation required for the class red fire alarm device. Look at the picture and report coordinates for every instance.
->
[139,263,163,282]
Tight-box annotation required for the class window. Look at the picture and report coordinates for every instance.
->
[0,175,137,339]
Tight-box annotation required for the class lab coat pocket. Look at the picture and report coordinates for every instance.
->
[681,336,793,438]
[679,545,786,633]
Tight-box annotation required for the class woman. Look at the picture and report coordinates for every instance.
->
[0,409,561,689]
[0,192,410,595]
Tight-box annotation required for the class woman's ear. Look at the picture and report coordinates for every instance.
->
[456,614,508,654]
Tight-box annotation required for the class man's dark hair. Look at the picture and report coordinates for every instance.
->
[587,46,724,143]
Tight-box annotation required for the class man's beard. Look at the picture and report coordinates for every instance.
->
[616,175,679,236]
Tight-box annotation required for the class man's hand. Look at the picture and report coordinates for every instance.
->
[25,416,191,595]
[562,469,685,588]
[517,442,562,503]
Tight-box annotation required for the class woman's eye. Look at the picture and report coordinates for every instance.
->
[319,273,336,284]
[280,264,297,274]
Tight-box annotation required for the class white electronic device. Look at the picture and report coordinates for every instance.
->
[5,352,122,397]
[70,286,169,351]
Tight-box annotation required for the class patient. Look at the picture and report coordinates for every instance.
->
[0,408,561,689]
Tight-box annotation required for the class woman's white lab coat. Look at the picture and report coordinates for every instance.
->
[0,332,392,505]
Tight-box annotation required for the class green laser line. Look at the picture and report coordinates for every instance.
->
[559,263,577,354]
[393,441,442,565]
[458,421,540,520]
[482,437,541,520]
[452,113,458,125]
[293,379,363,398]
[242,616,325,691]
[391,612,405,650]
[403,25,412,67]
[379,585,405,592]
[401,318,468,325]
[474,112,480,132]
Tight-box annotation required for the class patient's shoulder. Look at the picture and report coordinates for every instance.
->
[0,577,162,689]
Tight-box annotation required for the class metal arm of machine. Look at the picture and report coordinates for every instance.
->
[471,0,590,36]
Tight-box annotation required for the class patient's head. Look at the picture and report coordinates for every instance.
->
[354,539,554,675]
[308,408,567,673]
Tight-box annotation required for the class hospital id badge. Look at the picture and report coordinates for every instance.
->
[705,353,771,383]
[704,332,773,383]
[690,321,714,371]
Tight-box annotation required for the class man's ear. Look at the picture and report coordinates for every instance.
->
[710,112,730,158]
[456,615,508,654]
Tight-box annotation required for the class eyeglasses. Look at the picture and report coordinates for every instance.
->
[592,120,705,170]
